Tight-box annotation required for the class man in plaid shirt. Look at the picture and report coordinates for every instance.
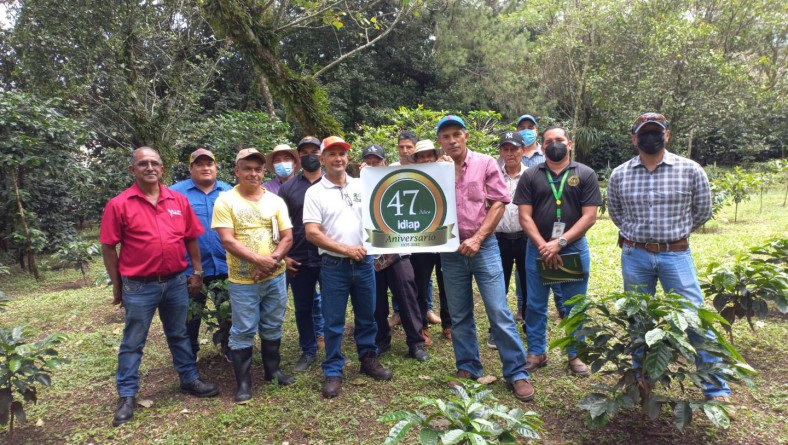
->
[607,112,731,403]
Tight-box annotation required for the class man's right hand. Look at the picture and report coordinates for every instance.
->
[112,283,123,306]
[285,257,300,277]
[344,245,367,262]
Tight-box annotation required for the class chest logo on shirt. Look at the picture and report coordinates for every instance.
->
[167,209,182,217]
[567,175,580,187]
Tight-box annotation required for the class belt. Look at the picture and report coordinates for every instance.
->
[496,232,525,240]
[618,235,689,253]
[321,253,362,264]
[124,272,181,283]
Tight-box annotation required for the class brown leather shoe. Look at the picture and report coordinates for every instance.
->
[509,379,535,402]
[421,328,433,346]
[426,310,442,325]
[388,313,401,329]
[568,357,591,377]
[322,376,342,398]
[316,336,325,350]
[448,369,476,388]
[442,327,452,341]
[359,352,393,381]
[524,354,548,372]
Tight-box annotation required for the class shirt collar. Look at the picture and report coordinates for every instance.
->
[631,150,676,168]
[538,160,577,172]
[130,182,174,202]
[502,162,526,180]
[319,174,349,189]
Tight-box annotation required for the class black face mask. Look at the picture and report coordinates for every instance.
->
[637,131,665,154]
[300,154,321,172]
[545,142,568,162]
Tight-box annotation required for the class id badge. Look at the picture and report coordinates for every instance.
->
[551,222,565,239]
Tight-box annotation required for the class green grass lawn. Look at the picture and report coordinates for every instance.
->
[0,191,786,444]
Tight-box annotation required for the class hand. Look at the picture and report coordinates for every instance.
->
[111,282,123,306]
[545,254,564,270]
[251,266,272,282]
[255,254,280,274]
[187,274,203,295]
[438,155,454,163]
[344,245,367,262]
[538,239,561,258]
[284,257,301,277]
[359,162,368,170]
[458,237,482,257]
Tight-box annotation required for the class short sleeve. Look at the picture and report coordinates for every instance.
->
[302,187,322,225]
[99,199,122,245]
[512,171,533,206]
[580,167,603,206]
[275,197,293,231]
[484,157,510,204]
[211,194,235,229]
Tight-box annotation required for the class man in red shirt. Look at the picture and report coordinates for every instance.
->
[100,147,219,427]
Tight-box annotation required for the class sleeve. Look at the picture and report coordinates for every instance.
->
[181,196,205,240]
[580,167,603,206]
[690,164,712,231]
[512,171,533,205]
[275,197,293,231]
[99,198,122,245]
[211,194,235,229]
[484,157,511,204]
[606,169,624,229]
[302,187,322,224]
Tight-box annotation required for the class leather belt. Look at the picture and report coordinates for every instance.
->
[618,235,689,253]
[495,232,525,240]
[125,272,180,283]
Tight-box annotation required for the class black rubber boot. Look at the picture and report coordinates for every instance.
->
[261,338,295,386]
[232,347,253,403]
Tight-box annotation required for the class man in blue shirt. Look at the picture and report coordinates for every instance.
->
[171,148,233,358]
[516,114,545,168]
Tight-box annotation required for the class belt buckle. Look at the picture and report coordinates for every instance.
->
[643,242,663,253]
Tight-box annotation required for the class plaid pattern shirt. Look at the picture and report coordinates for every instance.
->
[607,151,711,243]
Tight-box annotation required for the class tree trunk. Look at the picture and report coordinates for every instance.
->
[258,74,276,117]
[10,169,40,280]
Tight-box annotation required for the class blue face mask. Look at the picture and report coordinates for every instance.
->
[520,129,537,146]
[273,161,293,177]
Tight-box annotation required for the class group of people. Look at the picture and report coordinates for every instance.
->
[100,112,730,427]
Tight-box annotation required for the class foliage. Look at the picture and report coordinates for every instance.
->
[189,279,232,357]
[598,187,608,215]
[550,290,755,430]
[0,327,67,439]
[51,240,100,283]
[711,168,760,222]
[378,379,543,444]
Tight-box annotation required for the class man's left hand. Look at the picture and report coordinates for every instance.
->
[187,274,203,295]
[458,237,482,257]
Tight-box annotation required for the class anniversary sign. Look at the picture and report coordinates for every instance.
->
[361,162,459,254]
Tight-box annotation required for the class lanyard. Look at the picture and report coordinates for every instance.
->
[546,168,571,221]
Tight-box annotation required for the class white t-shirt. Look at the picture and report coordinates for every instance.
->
[302,175,365,257]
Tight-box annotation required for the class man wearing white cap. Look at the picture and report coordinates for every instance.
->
[263,144,300,194]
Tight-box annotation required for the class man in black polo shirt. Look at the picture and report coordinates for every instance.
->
[514,125,601,377]
[279,136,326,371]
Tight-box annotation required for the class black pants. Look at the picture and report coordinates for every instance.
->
[410,252,451,329]
[187,274,228,354]
[496,233,527,317]
[375,257,424,348]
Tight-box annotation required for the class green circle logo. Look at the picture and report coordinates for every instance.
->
[370,170,447,234]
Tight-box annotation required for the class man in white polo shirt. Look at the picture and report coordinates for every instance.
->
[303,136,393,399]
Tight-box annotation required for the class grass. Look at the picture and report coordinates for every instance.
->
[0,191,786,444]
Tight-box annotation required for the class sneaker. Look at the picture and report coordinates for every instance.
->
[509,379,535,402]
[421,328,432,346]
[486,335,497,350]
[359,352,393,381]
[388,313,401,329]
[426,310,442,325]
[448,369,476,388]
[180,378,219,398]
[408,344,428,362]
[293,353,317,372]
[442,327,452,341]
[322,376,342,398]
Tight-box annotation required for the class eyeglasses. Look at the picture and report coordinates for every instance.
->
[340,189,352,207]
[135,161,162,168]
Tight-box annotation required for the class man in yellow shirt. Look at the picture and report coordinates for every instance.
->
[212,148,294,403]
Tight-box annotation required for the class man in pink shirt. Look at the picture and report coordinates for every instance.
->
[436,115,534,402]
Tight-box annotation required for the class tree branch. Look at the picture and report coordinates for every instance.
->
[275,0,345,34]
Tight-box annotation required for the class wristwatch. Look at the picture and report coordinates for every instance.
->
[192,270,205,277]
[558,237,568,247]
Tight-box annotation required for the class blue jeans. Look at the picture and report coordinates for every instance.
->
[319,254,377,377]
[621,244,730,398]
[524,237,590,356]
[227,273,287,350]
[440,236,529,383]
[516,267,563,318]
[117,273,199,397]
[289,266,323,356]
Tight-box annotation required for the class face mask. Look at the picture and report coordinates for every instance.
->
[520,129,537,146]
[637,131,665,154]
[300,154,321,172]
[274,161,293,177]
[544,142,567,162]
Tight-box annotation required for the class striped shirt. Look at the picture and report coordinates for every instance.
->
[607,151,711,243]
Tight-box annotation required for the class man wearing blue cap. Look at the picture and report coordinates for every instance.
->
[516,115,545,168]
[608,113,731,404]
[436,114,534,402]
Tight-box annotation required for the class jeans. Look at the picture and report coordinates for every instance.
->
[186,274,228,355]
[524,237,590,356]
[440,236,529,383]
[516,274,563,319]
[410,252,451,329]
[375,258,424,348]
[496,233,528,315]
[319,254,378,377]
[117,273,199,397]
[289,266,323,356]
[621,244,730,398]
[227,273,287,350]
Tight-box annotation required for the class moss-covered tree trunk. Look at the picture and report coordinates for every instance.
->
[200,0,341,136]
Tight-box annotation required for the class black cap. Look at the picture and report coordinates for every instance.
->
[498,130,525,148]
[297,136,321,150]
[362,144,386,160]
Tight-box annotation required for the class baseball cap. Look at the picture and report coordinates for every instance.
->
[320,136,351,152]
[632,112,669,134]
[297,136,321,150]
[499,131,525,148]
[516,114,538,127]
[235,147,265,164]
[436,115,467,135]
[189,148,215,164]
[362,144,386,160]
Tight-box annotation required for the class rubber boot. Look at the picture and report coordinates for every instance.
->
[232,347,253,403]
[261,338,295,386]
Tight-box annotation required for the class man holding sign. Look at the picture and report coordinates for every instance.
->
[514,125,601,377]
[436,115,534,402]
